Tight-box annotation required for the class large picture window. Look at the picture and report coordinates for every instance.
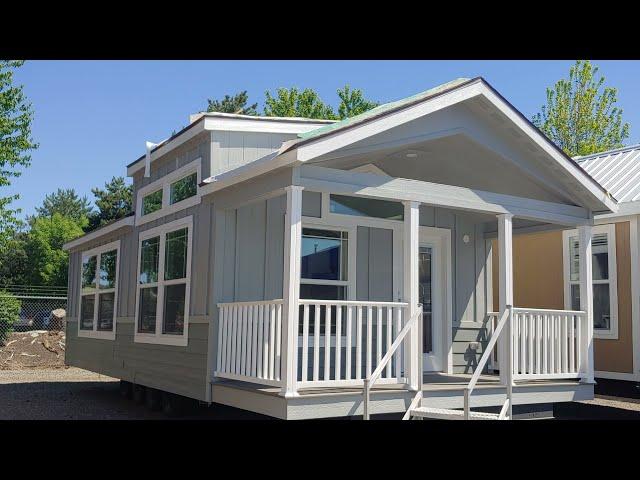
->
[563,224,618,339]
[78,241,120,340]
[134,216,192,346]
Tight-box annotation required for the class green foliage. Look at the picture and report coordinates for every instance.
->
[88,176,133,231]
[264,87,338,120]
[24,213,84,287]
[169,172,197,204]
[532,60,630,157]
[0,60,38,246]
[337,85,379,119]
[142,189,162,215]
[207,91,258,115]
[0,290,20,343]
[0,231,29,288]
[31,188,92,226]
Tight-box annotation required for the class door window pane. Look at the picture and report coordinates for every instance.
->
[330,194,404,220]
[142,189,163,215]
[99,250,118,289]
[419,246,433,354]
[140,236,160,284]
[164,228,188,280]
[593,283,611,330]
[170,172,197,205]
[80,295,95,330]
[163,284,186,335]
[97,292,115,331]
[82,256,97,291]
[138,287,157,333]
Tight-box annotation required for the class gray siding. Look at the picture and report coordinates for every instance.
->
[356,226,394,302]
[66,134,215,402]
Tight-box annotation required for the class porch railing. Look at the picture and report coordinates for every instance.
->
[215,299,284,387]
[215,299,410,389]
[511,308,587,380]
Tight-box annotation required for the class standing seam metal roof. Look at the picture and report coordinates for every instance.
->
[575,145,640,203]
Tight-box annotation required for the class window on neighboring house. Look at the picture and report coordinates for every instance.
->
[563,225,618,339]
[78,241,120,339]
[300,228,349,334]
[142,189,163,216]
[135,158,201,225]
[135,217,192,346]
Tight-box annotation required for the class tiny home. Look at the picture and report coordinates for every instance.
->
[502,145,640,385]
[63,77,617,419]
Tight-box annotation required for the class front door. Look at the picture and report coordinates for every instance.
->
[419,228,449,372]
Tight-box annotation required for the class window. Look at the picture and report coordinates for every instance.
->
[135,158,201,225]
[330,194,404,221]
[135,217,192,346]
[142,189,163,215]
[78,241,120,339]
[563,225,618,339]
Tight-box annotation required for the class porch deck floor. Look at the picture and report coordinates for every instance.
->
[213,372,582,398]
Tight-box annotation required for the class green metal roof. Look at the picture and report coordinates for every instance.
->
[297,77,473,141]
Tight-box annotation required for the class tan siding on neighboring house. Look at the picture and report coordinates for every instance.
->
[493,223,634,375]
[595,222,633,373]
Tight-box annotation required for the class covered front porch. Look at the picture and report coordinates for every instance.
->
[202,78,613,418]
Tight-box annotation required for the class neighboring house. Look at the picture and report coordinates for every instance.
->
[63,77,617,420]
[501,145,640,385]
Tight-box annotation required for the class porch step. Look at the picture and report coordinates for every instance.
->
[409,406,500,420]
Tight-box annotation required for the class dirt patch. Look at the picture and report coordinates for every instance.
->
[0,331,66,369]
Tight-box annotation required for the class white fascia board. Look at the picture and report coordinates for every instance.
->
[477,83,618,215]
[203,116,329,135]
[63,216,134,251]
[295,82,484,162]
[299,165,592,226]
[127,121,206,177]
[596,200,640,220]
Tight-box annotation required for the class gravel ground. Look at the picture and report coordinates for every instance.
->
[554,395,640,419]
[0,367,267,420]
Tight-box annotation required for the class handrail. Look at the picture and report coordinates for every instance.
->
[464,305,512,420]
[217,299,284,307]
[363,305,422,420]
[512,307,585,315]
[299,299,410,307]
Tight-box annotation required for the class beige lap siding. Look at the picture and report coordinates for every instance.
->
[492,223,634,375]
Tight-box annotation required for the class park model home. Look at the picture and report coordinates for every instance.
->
[62,77,617,420]
[502,145,640,385]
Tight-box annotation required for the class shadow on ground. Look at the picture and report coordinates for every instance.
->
[554,401,640,420]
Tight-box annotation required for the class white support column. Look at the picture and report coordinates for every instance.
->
[578,224,595,383]
[280,185,304,397]
[403,201,420,391]
[497,214,513,386]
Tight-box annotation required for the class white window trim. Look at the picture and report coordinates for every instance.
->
[563,224,619,340]
[135,158,202,226]
[134,216,192,347]
[78,240,120,340]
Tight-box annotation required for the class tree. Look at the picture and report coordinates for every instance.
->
[0,231,29,288]
[532,60,630,157]
[0,290,20,343]
[88,176,133,231]
[337,85,379,119]
[264,87,337,120]
[0,60,38,247]
[32,188,92,226]
[207,91,258,115]
[24,213,84,287]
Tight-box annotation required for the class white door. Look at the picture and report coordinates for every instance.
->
[419,227,450,372]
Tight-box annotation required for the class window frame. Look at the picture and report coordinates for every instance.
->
[135,158,201,226]
[134,216,192,346]
[77,240,120,340]
[562,224,618,340]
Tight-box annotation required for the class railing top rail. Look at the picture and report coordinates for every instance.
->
[512,307,586,315]
[217,299,284,307]
[299,299,410,307]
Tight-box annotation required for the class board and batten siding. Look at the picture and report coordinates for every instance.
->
[495,223,634,374]
[66,134,215,402]
[210,130,298,177]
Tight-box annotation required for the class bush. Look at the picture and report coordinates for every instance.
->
[0,291,21,344]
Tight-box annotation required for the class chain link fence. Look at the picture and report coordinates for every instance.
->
[1,286,67,345]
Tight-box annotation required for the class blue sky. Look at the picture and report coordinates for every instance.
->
[8,60,640,219]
